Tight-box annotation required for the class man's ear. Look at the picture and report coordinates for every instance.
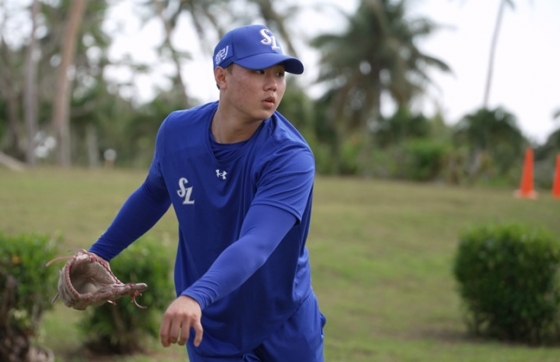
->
[215,67,228,90]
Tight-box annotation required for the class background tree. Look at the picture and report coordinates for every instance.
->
[23,0,41,166]
[483,0,515,108]
[149,0,192,108]
[51,0,87,166]
[532,108,560,188]
[453,107,525,183]
[68,1,116,168]
[311,0,450,175]
[248,0,300,57]
[0,1,25,160]
[1,0,556,188]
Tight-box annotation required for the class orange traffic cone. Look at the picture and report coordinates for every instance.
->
[514,147,538,199]
[552,154,560,199]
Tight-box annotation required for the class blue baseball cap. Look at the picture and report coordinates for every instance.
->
[213,24,304,74]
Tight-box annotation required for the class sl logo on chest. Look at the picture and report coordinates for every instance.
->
[177,177,195,205]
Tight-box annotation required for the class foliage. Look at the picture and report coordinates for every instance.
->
[0,232,59,361]
[538,129,560,157]
[310,140,334,175]
[278,81,330,174]
[0,98,6,141]
[369,107,448,181]
[0,232,59,333]
[339,136,361,175]
[3,0,556,184]
[79,237,175,355]
[278,77,315,137]
[374,107,431,148]
[310,0,451,175]
[453,107,525,183]
[534,129,560,189]
[401,139,448,181]
[453,223,560,345]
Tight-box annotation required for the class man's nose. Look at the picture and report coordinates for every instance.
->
[264,75,277,91]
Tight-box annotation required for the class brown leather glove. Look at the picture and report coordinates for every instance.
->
[46,249,147,310]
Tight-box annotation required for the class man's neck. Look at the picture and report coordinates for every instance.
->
[211,107,263,144]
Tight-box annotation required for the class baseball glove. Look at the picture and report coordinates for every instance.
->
[46,249,148,311]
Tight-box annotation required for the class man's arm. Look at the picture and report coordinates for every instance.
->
[182,204,296,308]
[89,177,171,261]
[159,204,296,347]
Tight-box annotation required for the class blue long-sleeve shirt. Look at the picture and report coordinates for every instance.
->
[90,101,315,356]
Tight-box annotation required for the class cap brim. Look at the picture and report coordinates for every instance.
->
[235,53,304,74]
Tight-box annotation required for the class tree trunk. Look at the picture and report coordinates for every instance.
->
[24,0,41,166]
[358,86,380,178]
[329,86,352,174]
[51,0,87,167]
[358,68,382,178]
[483,0,508,108]
[86,123,99,168]
[5,89,22,159]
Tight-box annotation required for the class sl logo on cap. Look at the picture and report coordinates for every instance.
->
[259,29,281,51]
[215,45,229,65]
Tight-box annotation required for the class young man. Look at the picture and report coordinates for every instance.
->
[89,24,326,361]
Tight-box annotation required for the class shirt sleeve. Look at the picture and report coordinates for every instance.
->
[89,120,171,261]
[88,177,171,261]
[181,204,296,309]
[252,145,315,223]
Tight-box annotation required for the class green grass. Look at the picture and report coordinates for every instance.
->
[1,167,560,361]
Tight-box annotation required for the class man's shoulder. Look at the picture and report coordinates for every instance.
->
[164,101,218,127]
[266,112,311,151]
[252,112,314,170]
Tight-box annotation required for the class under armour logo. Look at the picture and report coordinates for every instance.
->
[216,169,227,180]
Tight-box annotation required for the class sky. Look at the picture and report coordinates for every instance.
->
[103,0,560,144]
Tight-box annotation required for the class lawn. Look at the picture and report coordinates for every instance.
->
[1,167,560,362]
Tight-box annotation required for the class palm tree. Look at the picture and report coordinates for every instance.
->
[149,0,205,108]
[143,0,300,108]
[454,107,524,180]
[483,0,515,108]
[152,0,189,105]
[311,0,450,175]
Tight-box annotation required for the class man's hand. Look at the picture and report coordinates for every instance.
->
[160,295,203,347]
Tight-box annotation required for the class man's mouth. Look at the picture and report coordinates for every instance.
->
[263,97,275,107]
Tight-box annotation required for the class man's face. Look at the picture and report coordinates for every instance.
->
[221,63,287,122]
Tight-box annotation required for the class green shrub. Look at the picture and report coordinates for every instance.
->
[453,223,560,345]
[340,137,360,175]
[308,138,333,175]
[79,237,175,355]
[401,140,447,181]
[0,232,59,360]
